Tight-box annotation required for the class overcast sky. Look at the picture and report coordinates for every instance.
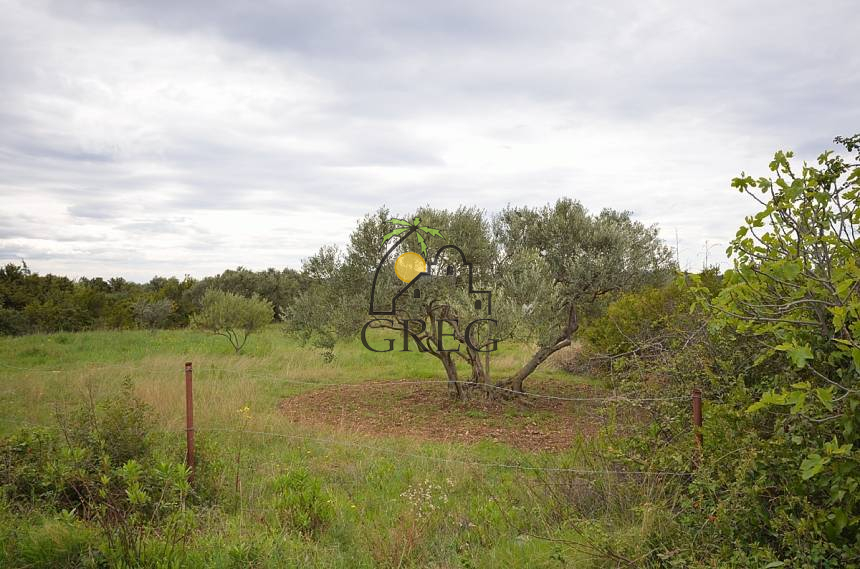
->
[1,0,858,281]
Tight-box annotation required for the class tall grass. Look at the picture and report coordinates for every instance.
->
[0,327,668,568]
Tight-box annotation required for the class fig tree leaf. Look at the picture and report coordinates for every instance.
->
[800,453,828,480]
[815,387,834,411]
[777,343,813,368]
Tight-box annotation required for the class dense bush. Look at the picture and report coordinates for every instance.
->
[1,381,157,508]
[577,268,733,401]
[0,427,58,504]
[674,138,860,567]
[0,382,195,566]
[583,137,860,567]
[132,298,175,330]
[0,264,304,336]
[268,467,334,537]
[0,307,30,336]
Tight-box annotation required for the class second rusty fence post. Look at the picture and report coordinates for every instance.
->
[185,361,195,484]
[692,387,703,467]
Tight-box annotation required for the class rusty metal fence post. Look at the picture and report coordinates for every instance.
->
[185,361,195,483]
[692,388,703,467]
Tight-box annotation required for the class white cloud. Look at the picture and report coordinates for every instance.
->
[1,0,858,280]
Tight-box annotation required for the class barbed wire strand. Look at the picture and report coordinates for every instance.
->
[1,361,691,403]
[0,360,144,374]
[0,362,64,373]
[199,426,691,477]
[225,373,691,403]
[0,416,691,477]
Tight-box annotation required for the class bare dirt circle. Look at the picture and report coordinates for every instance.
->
[278,379,606,452]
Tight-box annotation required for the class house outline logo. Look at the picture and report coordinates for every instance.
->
[368,223,492,316]
[360,217,499,354]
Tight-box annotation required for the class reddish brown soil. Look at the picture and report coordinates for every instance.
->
[278,379,606,452]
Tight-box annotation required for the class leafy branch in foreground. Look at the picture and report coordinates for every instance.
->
[670,134,860,566]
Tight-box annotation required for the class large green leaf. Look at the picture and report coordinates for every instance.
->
[419,226,445,239]
[381,227,409,244]
[746,389,786,413]
[815,387,834,411]
[800,453,829,480]
[776,343,813,368]
[852,347,860,370]
[388,218,413,227]
[415,231,427,256]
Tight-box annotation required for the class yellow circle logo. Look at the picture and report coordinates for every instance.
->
[394,252,426,283]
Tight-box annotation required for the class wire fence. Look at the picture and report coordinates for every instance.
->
[0,360,150,374]
[0,359,701,479]
[197,425,692,477]
[230,373,691,403]
[1,360,690,403]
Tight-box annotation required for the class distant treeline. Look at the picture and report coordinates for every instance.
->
[0,262,305,335]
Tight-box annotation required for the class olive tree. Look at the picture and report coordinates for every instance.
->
[291,206,509,396]
[190,267,305,320]
[292,199,672,395]
[193,289,273,354]
[495,199,674,391]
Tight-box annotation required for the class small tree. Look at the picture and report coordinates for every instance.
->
[132,298,174,331]
[193,289,273,354]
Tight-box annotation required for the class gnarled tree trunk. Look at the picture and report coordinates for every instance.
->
[498,304,578,394]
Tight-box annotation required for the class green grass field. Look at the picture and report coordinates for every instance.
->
[0,327,664,568]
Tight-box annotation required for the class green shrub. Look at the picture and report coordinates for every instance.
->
[133,298,175,330]
[604,138,860,567]
[65,378,156,469]
[94,460,194,567]
[579,267,724,378]
[0,383,198,567]
[0,427,57,503]
[269,467,334,537]
[0,307,30,336]
[669,140,860,567]
[0,381,160,512]
[226,541,265,568]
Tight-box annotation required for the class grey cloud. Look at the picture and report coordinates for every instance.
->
[49,0,858,130]
[10,141,114,163]
[47,0,570,58]
[67,201,117,220]
[1,0,858,280]
[118,220,188,234]
[0,212,106,242]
